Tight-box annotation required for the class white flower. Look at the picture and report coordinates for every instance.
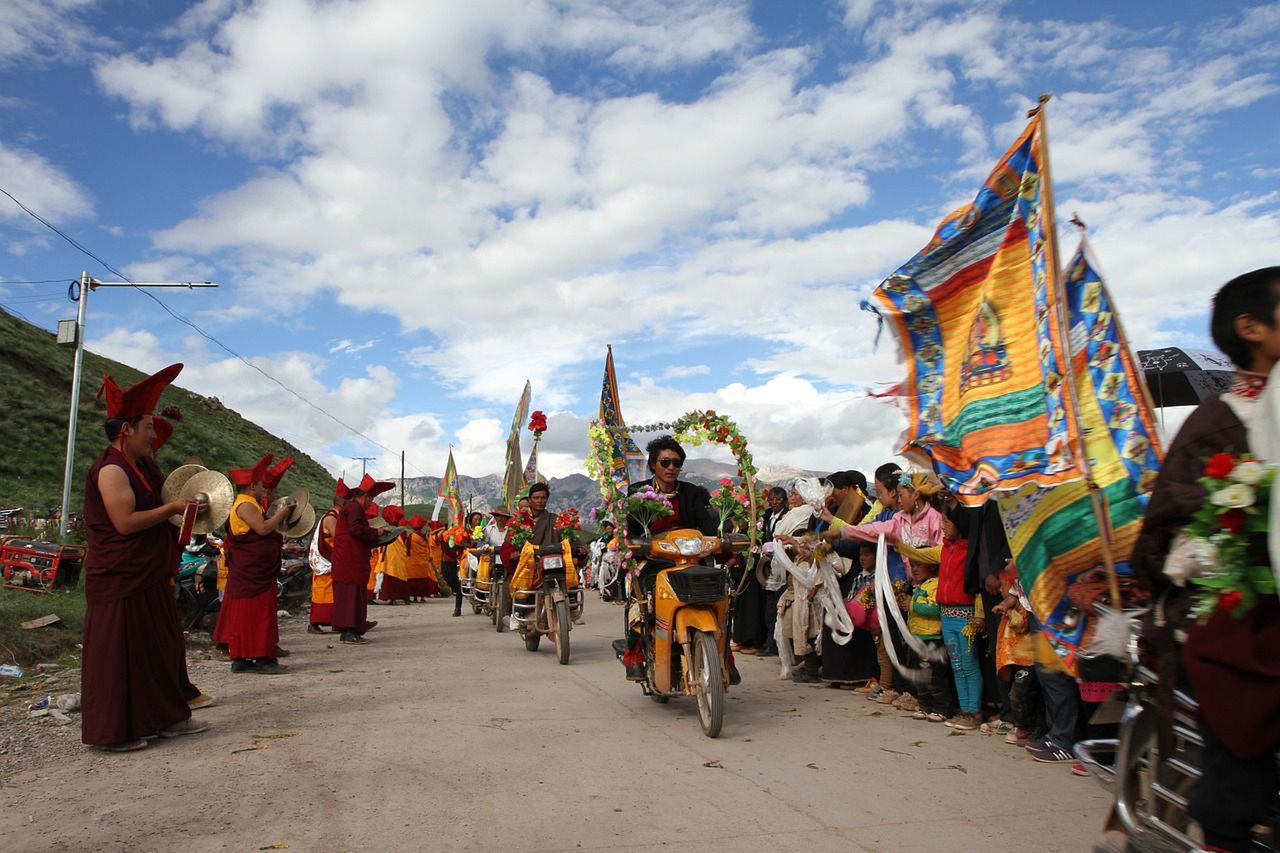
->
[1230,460,1266,486]
[1210,483,1256,508]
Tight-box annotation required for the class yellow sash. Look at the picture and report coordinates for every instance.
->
[509,539,578,592]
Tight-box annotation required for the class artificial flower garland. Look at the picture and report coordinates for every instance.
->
[585,410,761,596]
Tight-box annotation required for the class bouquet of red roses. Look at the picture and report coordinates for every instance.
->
[508,510,536,549]
[1184,452,1277,620]
[554,508,582,543]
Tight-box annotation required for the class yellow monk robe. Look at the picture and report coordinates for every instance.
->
[508,539,578,592]
[376,535,413,603]
[474,549,493,585]
[367,549,382,600]
[405,532,438,597]
[425,533,445,595]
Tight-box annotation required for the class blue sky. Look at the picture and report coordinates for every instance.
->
[2,0,1278,483]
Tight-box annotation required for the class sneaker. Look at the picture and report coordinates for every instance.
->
[1025,736,1055,754]
[158,717,209,738]
[187,693,217,710]
[363,620,378,632]
[340,632,368,645]
[1071,761,1090,777]
[981,720,1012,735]
[230,659,256,673]
[255,659,289,675]
[1031,743,1076,764]
[274,645,290,658]
[896,694,920,712]
[927,712,948,723]
[452,609,462,617]
[307,624,326,634]
[949,713,980,731]
[1006,727,1031,746]
[853,679,880,695]
[864,686,884,700]
[97,738,148,753]
[874,690,901,705]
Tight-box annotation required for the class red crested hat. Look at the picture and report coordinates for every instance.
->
[262,455,295,490]
[364,501,381,519]
[428,520,446,531]
[99,363,183,420]
[229,453,274,487]
[408,516,427,531]
[335,478,350,499]
[150,416,174,451]
[354,472,395,498]
[381,504,405,526]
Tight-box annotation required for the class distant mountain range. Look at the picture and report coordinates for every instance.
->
[401,458,826,517]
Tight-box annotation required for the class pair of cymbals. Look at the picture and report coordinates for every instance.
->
[280,502,316,540]
[162,464,234,535]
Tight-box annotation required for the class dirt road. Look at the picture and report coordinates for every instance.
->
[0,597,1109,852]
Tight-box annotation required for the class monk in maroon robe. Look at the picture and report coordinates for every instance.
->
[81,363,209,751]
[220,454,295,674]
[330,472,392,643]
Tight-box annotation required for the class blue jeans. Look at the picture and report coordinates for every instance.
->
[941,612,982,713]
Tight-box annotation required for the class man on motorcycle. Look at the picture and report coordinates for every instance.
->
[499,483,559,566]
[618,436,724,681]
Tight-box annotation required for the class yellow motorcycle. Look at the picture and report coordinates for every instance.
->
[511,544,581,664]
[620,529,746,738]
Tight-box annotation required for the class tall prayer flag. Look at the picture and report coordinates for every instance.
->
[599,345,644,487]
[870,109,1084,499]
[503,381,531,509]
[995,240,1163,672]
[434,448,462,524]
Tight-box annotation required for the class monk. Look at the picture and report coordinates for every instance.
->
[330,473,392,644]
[220,454,295,674]
[81,363,209,751]
[308,479,347,633]
[374,505,413,604]
[404,516,439,600]
[143,408,214,711]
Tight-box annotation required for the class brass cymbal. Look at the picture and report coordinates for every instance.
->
[162,464,207,505]
[268,488,310,523]
[172,469,235,535]
[280,502,316,540]
[372,526,408,548]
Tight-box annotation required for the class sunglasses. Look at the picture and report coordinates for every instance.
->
[656,458,684,469]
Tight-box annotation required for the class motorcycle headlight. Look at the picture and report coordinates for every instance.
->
[674,537,706,557]
[542,555,564,570]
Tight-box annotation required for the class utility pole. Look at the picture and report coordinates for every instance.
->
[400,450,405,507]
[350,456,376,476]
[59,273,217,536]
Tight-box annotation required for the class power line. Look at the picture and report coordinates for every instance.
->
[0,185,440,480]
[0,278,69,285]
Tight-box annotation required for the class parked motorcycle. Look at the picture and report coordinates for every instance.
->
[470,546,510,631]
[277,554,312,613]
[175,542,220,632]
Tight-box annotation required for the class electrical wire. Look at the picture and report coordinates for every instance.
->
[0,278,67,285]
[0,186,440,480]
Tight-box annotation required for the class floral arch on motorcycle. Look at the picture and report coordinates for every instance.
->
[585,410,762,594]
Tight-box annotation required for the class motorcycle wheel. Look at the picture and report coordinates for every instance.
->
[693,631,724,738]
[495,582,509,633]
[523,631,541,652]
[553,598,571,665]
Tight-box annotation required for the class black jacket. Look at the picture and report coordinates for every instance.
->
[626,478,720,538]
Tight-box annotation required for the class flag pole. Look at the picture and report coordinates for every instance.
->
[1033,94,1124,609]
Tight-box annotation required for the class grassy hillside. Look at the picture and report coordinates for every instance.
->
[0,309,336,515]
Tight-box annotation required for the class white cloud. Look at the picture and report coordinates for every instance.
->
[0,0,102,67]
[0,143,94,223]
[74,0,1280,480]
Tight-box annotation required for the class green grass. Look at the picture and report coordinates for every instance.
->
[0,309,336,514]
[0,585,86,667]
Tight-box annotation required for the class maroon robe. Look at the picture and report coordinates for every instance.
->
[331,500,378,632]
[81,446,192,744]
[219,499,283,659]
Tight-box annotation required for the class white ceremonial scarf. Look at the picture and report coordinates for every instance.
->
[1234,362,1280,591]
